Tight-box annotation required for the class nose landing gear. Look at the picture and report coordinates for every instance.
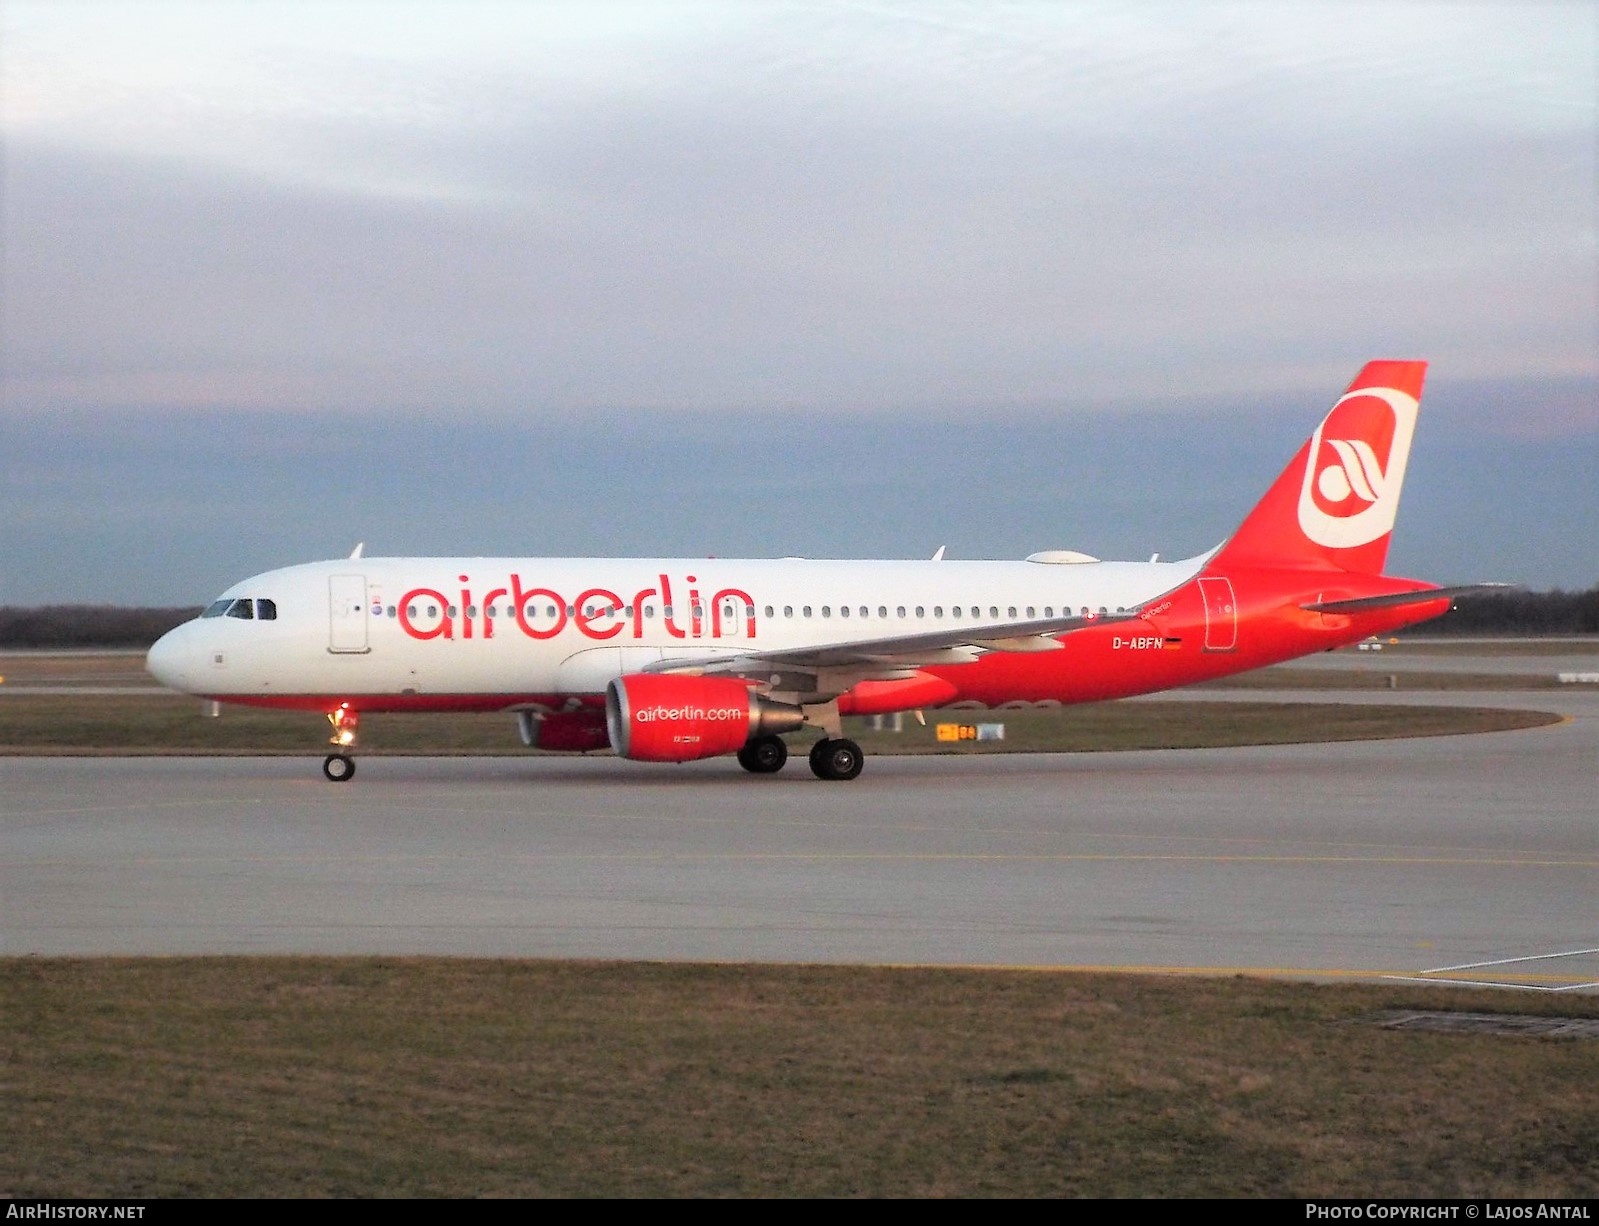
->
[323,704,359,782]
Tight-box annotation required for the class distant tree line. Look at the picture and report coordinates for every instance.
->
[0,586,1594,647]
[0,606,202,649]
[1418,585,1599,636]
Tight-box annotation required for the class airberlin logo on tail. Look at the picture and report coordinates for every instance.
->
[1315,438,1386,509]
[1297,386,1418,550]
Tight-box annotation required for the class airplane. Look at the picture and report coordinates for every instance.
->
[146,360,1491,783]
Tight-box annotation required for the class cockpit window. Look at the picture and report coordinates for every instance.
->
[256,599,277,621]
[201,599,231,618]
[225,598,254,620]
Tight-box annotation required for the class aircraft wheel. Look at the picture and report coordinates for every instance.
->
[322,753,356,783]
[737,735,788,774]
[809,737,864,781]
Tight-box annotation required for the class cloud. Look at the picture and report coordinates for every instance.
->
[5,2,1596,420]
[2,3,1594,600]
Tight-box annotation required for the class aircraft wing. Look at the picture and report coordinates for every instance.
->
[643,610,1139,677]
[1301,583,1516,615]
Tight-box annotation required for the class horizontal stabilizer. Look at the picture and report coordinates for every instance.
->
[1301,584,1516,615]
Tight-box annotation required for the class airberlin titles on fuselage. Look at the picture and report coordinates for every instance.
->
[396,572,757,643]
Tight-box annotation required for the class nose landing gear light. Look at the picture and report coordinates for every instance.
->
[323,704,359,782]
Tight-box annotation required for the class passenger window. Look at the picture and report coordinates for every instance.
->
[1007,606,1016,619]
[896,606,906,618]
[822,606,832,618]
[934,606,943,618]
[840,606,849,618]
[1026,606,1035,618]
[256,599,277,620]
[784,606,793,618]
[1044,606,1053,617]
[803,606,812,618]
[916,606,925,618]
[952,606,961,619]
[990,606,999,618]
[764,606,774,619]
[202,600,230,618]
[226,598,253,619]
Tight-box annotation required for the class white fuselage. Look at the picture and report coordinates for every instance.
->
[147,554,1204,705]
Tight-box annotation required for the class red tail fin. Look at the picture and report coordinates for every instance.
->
[1211,360,1427,575]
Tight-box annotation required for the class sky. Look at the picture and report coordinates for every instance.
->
[2,0,1595,605]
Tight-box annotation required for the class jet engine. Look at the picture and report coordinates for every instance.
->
[605,674,805,763]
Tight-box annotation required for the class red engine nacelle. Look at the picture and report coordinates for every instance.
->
[605,674,805,763]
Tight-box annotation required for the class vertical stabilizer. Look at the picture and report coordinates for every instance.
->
[1211,360,1426,575]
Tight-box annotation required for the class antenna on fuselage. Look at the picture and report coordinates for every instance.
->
[348,542,365,560]
[931,545,946,561]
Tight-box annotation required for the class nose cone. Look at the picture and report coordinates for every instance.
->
[147,624,198,693]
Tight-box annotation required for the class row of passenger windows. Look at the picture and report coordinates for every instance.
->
[199,595,1115,625]
[393,602,1116,621]
[201,598,277,621]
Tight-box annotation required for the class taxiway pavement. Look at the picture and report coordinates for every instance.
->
[4,688,1595,988]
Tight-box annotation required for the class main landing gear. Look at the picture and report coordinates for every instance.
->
[323,704,358,783]
[737,734,788,774]
[734,734,866,780]
[809,737,864,782]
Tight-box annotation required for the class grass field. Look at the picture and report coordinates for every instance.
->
[0,648,1567,753]
[0,690,1560,754]
[5,958,1597,1198]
